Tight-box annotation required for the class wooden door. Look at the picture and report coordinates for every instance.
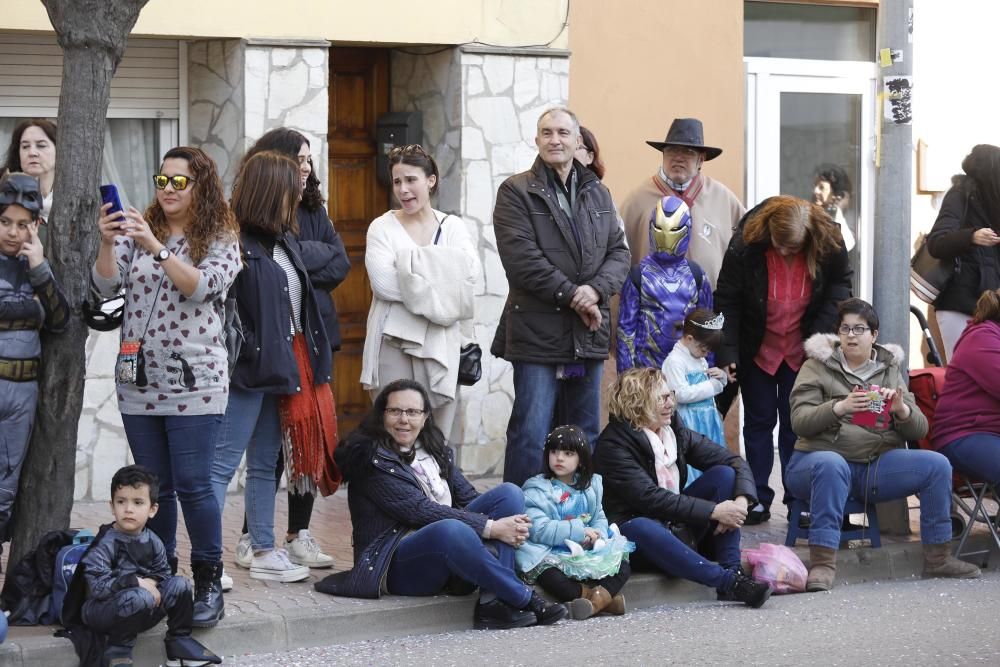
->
[328,47,389,435]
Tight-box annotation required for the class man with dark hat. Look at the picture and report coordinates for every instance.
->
[0,172,68,552]
[619,118,745,287]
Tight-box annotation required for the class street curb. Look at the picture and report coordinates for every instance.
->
[0,535,993,665]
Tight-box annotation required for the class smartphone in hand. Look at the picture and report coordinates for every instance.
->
[99,184,124,221]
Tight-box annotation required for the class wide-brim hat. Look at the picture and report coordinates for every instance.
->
[646,118,723,161]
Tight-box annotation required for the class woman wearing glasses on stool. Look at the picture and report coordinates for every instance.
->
[360,144,480,440]
[786,298,980,592]
[93,147,241,627]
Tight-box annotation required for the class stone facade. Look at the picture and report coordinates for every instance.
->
[75,39,331,501]
[391,46,570,475]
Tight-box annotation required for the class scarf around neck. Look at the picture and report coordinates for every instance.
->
[654,168,704,209]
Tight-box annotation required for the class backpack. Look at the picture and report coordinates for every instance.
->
[0,529,76,625]
[50,529,95,625]
[908,367,947,452]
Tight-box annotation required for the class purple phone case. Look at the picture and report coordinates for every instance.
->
[99,184,124,215]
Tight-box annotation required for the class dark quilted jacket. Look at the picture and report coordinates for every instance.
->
[315,436,485,599]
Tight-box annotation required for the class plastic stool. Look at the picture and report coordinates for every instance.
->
[785,497,881,548]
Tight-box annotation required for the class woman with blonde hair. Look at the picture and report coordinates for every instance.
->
[714,195,852,524]
[592,367,770,608]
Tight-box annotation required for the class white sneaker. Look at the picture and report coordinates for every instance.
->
[220,567,233,592]
[286,529,335,569]
[234,533,252,569]
[249,548,310,582]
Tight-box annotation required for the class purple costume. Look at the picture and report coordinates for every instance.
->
[617,196,712,373]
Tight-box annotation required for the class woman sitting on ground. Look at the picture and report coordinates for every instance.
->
[786,297,980,591]
[592,367,771,608]
[931,288,1000,491]
[316,379,567,630]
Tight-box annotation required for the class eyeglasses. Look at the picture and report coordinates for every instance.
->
[838,324,871,336]
[152,174,196,191]
[387,144,428,159]
[664,146,701,158]
[385,407,426,419]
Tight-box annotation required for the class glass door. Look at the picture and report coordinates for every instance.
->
[746,58,877,299]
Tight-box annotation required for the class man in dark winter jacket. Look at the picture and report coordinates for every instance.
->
[492,106,629,486]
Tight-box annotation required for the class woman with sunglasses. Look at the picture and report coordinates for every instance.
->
[786,298,979,591]
[361,144,480,439]
[213,128,349,585]
[93,146,241,627]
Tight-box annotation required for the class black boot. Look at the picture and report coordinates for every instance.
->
[523,591,568,626]
[723,569,771,608]
[164,634,222,666]
[167,555,179,576]
[190,561,225,628]
[473,598,536,630]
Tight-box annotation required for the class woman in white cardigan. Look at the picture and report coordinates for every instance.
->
[361,145,480,439]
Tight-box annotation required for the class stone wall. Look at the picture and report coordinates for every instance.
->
[390,46,570,475]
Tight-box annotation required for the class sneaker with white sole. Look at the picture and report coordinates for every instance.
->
[234,533,252,569]
[219,567,233,592]
[249,548,310,582]
[286,529,335,569]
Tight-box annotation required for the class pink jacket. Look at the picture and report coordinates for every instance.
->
[931,320,1000,448]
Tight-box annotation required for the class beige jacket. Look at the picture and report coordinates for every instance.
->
[618,174,744,287]
[790,334,927,462]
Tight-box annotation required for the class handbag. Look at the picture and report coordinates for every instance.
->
[457,342,482,386]
[910,233,956,305]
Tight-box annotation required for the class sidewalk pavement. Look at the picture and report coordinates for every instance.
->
[1,476,996,666]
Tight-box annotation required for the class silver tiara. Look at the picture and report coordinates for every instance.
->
[691,313,725,330]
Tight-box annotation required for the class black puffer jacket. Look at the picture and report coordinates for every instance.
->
[592,417,757,527]
[491,157,630,363]
[315,435,488,599]
[295,205,350,353]
[713,199,853,369]
[927,179,1000,316]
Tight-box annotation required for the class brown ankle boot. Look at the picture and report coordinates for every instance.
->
[603,592,626,615]
[922,543,981,579]
[567,585,596,620]
[587,585,613,615]
[806,546,837,592]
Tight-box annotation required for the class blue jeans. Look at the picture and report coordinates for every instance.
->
[739,360,798,510]
[121,414,223,562]
[620,465,741,590]
[386,483,532,608]
[785,448,954,549]
[939,433,1000,485]
[503,360,603,486]
[210,386,283,551]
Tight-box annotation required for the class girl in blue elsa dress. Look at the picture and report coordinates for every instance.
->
[517,425,634,620]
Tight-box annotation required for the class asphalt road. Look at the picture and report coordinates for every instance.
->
[227,572,1000,666]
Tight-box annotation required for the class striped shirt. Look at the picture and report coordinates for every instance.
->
[273,242,303,334]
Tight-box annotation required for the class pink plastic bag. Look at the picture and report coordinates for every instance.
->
[743,543,807,594]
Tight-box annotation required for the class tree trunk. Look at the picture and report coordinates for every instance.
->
[5,0,149,570]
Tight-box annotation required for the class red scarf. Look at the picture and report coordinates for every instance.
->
[279,334,341,496]
[652,173,704,209]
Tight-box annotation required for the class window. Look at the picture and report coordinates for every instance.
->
[745,2,877,61]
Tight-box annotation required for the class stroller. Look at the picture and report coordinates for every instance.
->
[909,306,1000,567]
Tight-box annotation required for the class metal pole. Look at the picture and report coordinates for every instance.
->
[873,0,915,536]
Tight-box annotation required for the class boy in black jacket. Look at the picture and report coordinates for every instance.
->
[77,465,220,667]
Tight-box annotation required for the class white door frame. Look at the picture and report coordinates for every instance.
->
[745,57,878,300]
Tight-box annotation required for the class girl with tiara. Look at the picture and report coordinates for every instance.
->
[517,425,634,620]
[662,309,731,484]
